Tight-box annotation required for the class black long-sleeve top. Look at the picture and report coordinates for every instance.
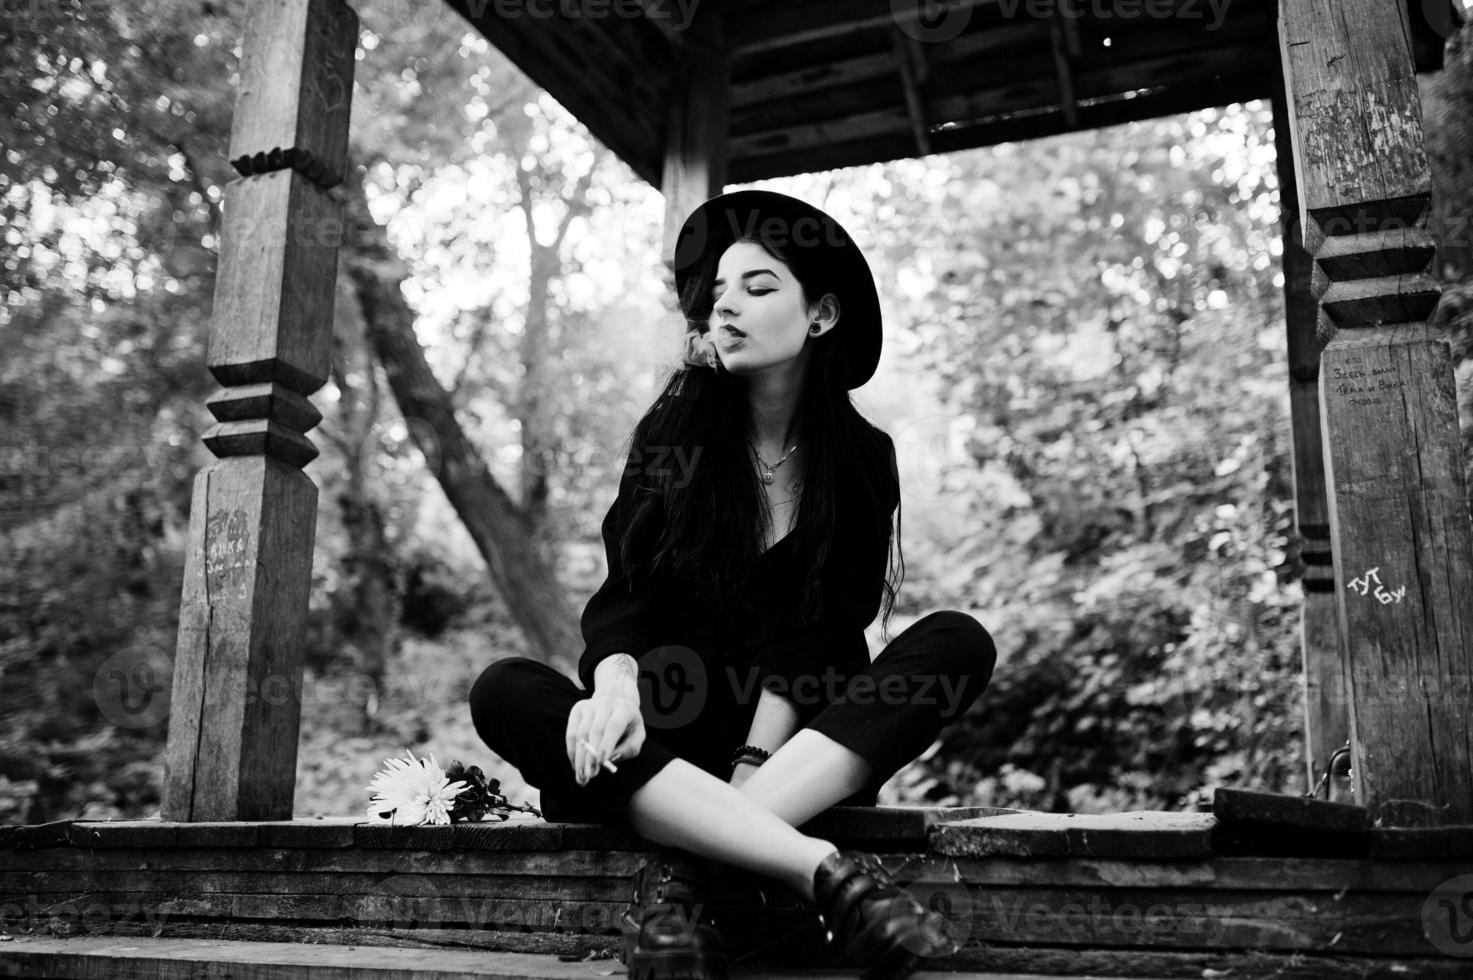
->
[577,430,899,724]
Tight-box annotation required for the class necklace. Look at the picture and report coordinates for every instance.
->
[752,441,799,485]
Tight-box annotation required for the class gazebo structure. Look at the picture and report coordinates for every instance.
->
[3,1,1472,977]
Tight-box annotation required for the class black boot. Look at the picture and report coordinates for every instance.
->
[619,849,729,980]
[811,850,955,980]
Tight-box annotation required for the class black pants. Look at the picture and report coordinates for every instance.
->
[467,610,996,829]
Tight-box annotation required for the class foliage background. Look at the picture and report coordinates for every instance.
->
[2,2,1470,823]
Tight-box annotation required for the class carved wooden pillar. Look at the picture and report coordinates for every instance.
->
[1270,90,1348,796]
[162,0,357,821]
[1278,0,1473,824]
[660,11,728,262]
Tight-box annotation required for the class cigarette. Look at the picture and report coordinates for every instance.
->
[579,739,618,773]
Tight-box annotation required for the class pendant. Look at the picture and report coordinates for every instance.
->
[762,470,775,485]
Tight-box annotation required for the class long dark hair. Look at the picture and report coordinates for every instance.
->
[617,231,905,647]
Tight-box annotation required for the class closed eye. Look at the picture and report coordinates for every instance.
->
[713,269,781,301]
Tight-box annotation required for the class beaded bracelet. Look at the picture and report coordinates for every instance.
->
[731,744,772,769]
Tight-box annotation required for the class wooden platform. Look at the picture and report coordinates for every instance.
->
[3,804,1472,979]
[0,936,1143,980]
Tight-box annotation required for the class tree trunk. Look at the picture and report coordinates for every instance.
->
[1422,24,1473,471]
[510,160,599,547]
[325,293,397,733]
[517,245,554,537]
[1423,26,1473,284]
[341,172,581,672]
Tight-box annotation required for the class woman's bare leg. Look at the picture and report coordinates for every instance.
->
[733,730,873,827]
[624,758,837,900]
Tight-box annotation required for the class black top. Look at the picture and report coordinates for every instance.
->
[577,430,900,721]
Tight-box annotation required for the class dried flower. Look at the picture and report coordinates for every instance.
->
[365,750,468,826]
[442,760,541,822]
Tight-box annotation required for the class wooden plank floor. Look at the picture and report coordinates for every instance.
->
[0,936,1131,980]
[3,804,1472,978]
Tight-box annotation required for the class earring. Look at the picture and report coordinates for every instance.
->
[808,322,820,335]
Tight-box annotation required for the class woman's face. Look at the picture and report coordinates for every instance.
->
[709,241,819,379]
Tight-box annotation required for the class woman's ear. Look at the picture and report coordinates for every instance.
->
[808,293,841,337]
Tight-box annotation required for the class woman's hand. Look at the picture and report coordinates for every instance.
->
[566,654,645,786]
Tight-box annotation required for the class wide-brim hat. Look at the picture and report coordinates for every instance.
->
[671,190,882,390]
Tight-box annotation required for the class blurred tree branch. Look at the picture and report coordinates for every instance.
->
[341,167,580,671]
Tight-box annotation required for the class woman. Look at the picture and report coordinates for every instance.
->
[469,191,997,980]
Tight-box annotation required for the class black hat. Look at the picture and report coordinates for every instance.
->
[671,190,882,390]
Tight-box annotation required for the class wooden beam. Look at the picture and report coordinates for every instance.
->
[228,0,354,186]
[1049,10,1081,129]
[1271,85,1347,797]
[730,0,1273,55]
[163,0,357,822]
[631,0,686,42]
[729,71,1270,182]
[730,40,1274,161]
[933,811,1217,860]
[1279,0,1473,825]
[660,15,728,263]
[11,812,1473,977]
[728,8,1273,137]
[891,28,931,156]
[729,0,999,56]
[730,22,1045,110]
[931,36,1271,124]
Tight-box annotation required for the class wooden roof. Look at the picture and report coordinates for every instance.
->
[444,0,1456,186]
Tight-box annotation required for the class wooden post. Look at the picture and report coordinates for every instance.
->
[660,12,728,262]
[1278,0,1473,824]
[162,0,357,821]
[1270,90,1348,797]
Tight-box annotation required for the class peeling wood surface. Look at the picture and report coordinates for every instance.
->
[227,0,356,186]
[164,0,353,822]
[1278,0,1473,825]
[1278,0,1430,207]
[5,812,1473,972]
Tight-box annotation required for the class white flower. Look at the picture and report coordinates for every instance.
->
[365,749,469,826]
